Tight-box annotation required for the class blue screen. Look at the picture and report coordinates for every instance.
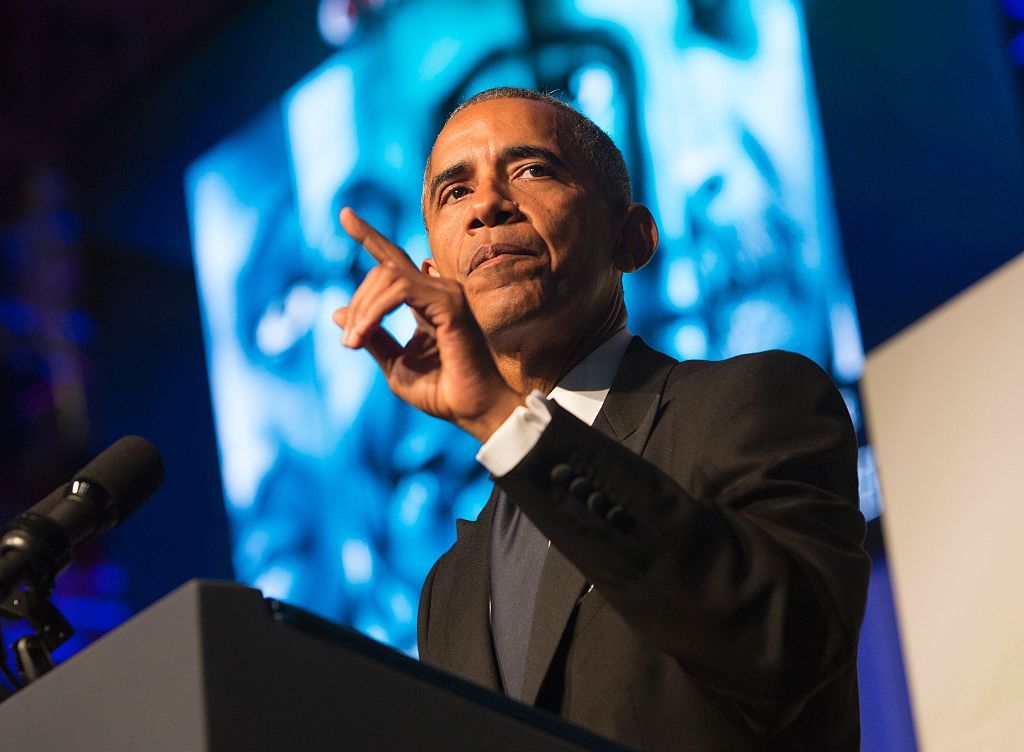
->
[185,0,870,653]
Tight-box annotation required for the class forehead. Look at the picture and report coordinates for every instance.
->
[428,98,566,171]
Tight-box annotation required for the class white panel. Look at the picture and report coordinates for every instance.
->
[863,252,1024,751]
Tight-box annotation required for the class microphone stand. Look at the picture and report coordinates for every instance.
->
[0,577,74,691]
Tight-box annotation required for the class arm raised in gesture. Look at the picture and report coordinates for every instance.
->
[333,208,523,443]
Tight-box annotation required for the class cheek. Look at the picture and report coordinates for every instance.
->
[436,256,460,279]
[543,203,612,274]
[535,197,585,245]
[426,225,464,278]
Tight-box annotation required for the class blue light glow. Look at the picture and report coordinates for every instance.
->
[186,0,869,655]
[341,539,374,585]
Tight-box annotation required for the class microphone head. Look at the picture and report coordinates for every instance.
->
[73,435,165,525]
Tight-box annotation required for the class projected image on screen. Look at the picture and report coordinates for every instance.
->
[186,0,867,653]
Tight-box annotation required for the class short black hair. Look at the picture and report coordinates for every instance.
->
[423,87,631,216]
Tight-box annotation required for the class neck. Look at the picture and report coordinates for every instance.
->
[488,296,627,395]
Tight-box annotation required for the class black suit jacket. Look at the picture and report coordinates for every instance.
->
[418,338,870,751]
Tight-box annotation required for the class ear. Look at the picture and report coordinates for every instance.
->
[422,258,442,278]
[612,204,658,273]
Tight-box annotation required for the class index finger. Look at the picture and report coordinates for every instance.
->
[339,207,418,270]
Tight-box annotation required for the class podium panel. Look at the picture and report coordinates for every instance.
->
[0,580,631,752]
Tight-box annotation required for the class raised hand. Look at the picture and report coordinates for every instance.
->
[333,208,523,443]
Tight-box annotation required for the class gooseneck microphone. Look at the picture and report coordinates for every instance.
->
[0,436,165,601]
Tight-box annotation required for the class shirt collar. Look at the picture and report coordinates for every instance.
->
[548,327,632,427]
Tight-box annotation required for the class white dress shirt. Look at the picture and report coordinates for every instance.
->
[476,327,633,477]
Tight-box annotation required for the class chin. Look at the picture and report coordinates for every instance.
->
[474,298,547,342]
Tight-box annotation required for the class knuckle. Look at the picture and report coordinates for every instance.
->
[447,283,467,308]
[385,267,405,286]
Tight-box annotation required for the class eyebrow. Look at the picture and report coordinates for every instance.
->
[426,144,571,206]
[427,161,471,206]
[502,145,570,172]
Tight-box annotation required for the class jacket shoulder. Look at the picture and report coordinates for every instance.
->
[661,349,842,403]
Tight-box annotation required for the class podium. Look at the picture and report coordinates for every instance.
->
[0,580,630,751]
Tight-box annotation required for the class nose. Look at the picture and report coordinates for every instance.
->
[465,178,520,232]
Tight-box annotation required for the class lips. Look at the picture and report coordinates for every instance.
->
[467,243,539,274]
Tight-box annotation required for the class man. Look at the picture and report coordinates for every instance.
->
[333,88,869,751]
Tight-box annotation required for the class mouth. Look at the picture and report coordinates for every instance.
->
[467,243,539,274]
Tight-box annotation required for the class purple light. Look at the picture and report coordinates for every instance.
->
[52,595,131,632]
[1011,33,1024,66]
[1005,0,1024,21]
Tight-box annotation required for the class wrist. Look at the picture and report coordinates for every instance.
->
[460,389,525,443]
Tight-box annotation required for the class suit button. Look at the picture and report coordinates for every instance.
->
[606,505,635,533]
[569,477,593,500]
[587,491,611,517]
[550,463,574,484]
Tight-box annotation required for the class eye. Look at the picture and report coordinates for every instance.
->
[519,164,551,178]
[441,185,470,204]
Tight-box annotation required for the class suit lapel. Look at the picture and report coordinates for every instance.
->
[437,488,502,691]
[596,336,678,455]
[520,540,587,704]
[520,337,677,705]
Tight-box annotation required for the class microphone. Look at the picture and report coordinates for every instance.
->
[0,436,165,601]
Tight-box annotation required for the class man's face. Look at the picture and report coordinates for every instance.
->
[422,98,621,340]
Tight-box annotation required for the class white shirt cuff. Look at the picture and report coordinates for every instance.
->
[475,390,553,477]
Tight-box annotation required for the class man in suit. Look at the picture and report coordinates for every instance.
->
[334,87,870,751]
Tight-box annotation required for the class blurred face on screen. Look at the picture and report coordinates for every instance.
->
[190,0,863,654]
[618,0,842,364]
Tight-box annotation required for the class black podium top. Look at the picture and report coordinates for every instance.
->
[0,580,634,752]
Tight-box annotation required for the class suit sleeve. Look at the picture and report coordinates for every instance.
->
[417,556,440,662]
[493,350,870,733]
